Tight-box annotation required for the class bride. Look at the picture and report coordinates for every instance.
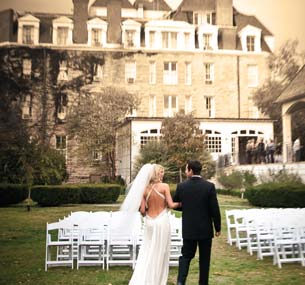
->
[121,163,181,285]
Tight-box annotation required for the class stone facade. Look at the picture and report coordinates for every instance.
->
[0,0,275,183]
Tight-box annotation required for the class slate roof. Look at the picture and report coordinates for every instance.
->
[134,0,171,11]
[276,65,305,103]
[91,0,134,9]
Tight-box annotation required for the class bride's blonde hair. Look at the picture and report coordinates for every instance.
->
[150,164,164,183]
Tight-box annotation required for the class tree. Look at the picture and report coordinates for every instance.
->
[67,86,139,178]
[253,39,305,141]
[135,111,215,182]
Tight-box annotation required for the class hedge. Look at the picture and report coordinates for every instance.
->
[31,184,121,206]
[31,185,80,206]
[245,182,305,208]
[216,188,242,197]
[79,184,121,204]
[0,184,28,206]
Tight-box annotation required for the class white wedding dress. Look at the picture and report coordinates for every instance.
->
[129,188,171,285]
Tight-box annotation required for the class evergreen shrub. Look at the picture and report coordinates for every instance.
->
[0,184,28,206]
[245,182,305,208]
[79,184,121,204]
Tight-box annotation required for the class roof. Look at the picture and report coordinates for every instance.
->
[91,0,134,9]
[176,0,215,11]
[234,9,273,36]
[276,65,305,103]
[134,0,171,11]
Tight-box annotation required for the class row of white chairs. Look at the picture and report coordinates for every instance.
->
[225,208,305,268]
[45,210,182,271]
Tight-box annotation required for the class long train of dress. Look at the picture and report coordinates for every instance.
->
[129,209,171,285]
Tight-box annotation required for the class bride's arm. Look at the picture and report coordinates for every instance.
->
[139,196,146,216]
[164,184,181,209]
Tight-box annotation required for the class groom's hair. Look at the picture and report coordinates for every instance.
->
[187,160,202,175]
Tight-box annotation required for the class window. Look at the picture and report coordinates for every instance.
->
[204,96,215,118]
[193,12,203,25]
[247,64,258,87]
[185,62,191,85]
[22,25,34,44]
[125,30,135,47]
[246,36,255,52]
[163,62,177,85]
[57,27,69,45]
[93,64,103,81]
[164,95,178,117]
[184,32,190,49]
[162,32,177,49]
[22,94,32,119]
[203,34,212,50]
[206,12,216,25]
[22,59,32,78]
[204,63,214,84]
[149,31,155,48]
[149,94,156,117]
[185,95,192,114]
[149,61,156,84]
[56,135,67,158]
[140,129,160,148]
[205,130,221,153]
[57,61,68,81]
[91,28,102,46]
[125,61,136,83]
[57,94,67,120]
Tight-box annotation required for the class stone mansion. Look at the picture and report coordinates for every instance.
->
[0,0,275,183]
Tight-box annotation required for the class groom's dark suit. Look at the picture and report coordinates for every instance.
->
[174,176,221,285]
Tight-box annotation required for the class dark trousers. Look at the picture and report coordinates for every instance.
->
[177,238,212,285]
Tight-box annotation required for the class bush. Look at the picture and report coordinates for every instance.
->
[31,185,80,206]
[217,170,257,190]
[31,184,121,206]
[216,188,241,197]
[79,184,121,204]
[0,184,28,206]
[245,182,305,208]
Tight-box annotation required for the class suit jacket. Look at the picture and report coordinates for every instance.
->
[173,176,221,240]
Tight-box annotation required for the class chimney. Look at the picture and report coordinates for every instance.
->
[107,0,122,45]
[0,9,14,42]
[73,0,89,44]
[216,0,233,26]
[215,0,236,50]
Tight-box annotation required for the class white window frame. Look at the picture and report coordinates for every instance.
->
[185,62,192,85]
[203,33,212,50]
[204,96,215,118]
[122,19,141,48]
[204,63,214,84]
[93,64,103,82]
[55,135,67,159]
[247,35,255,52]
[149,61,156,84]
[164,95,178,117]
[22,59,32,78]
[22,94,32,119]
[125,61,136,84]
[163,62,178,85]
[57,93,67,120]
[52,16,73,46]
[198,23,218,50]
[247,64,258,87]
[87,18,108,47]
[149,94,156,117]
[238,25,262,53]
[17,14,40,45]
[185,95,192,114]
[205,133,222,153]
[140,129,161,148]
[57,60,68,82]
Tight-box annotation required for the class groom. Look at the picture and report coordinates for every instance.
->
[173,160,221,285]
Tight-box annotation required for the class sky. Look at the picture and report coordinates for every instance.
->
[0,0,304,52]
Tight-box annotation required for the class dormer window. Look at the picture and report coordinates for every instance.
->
[162,32,177,49]
[122,20,141,48]
[52,16,73,46]
[18,14,40,45]
[194,11,216,25]
[198,23,218,50]
[239,25,262,53]
[87,18,108,47]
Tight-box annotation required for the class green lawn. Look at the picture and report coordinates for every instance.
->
[0,195,305,285]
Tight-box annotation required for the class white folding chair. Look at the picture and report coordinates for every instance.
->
[106,211,137,270]
[45,220,74,271]
[169,214,182,266]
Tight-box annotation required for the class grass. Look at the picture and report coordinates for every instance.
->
[0,195,305,285]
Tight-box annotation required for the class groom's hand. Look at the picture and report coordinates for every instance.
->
[215,232,221,237]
